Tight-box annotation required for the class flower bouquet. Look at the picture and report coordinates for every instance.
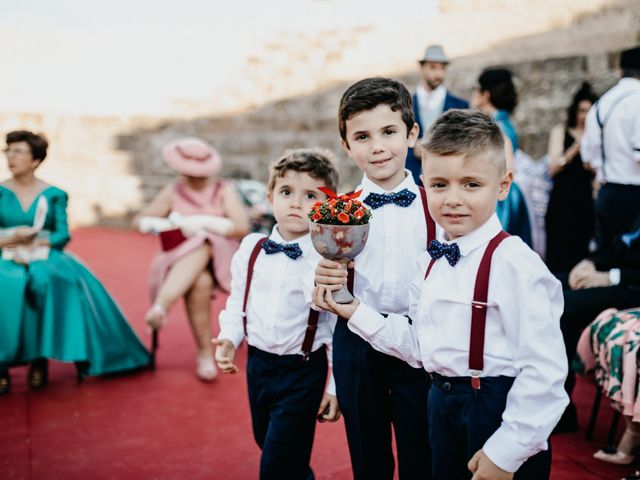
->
[308,188,371,303]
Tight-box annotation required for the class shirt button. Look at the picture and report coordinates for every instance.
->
[442,382,452,392]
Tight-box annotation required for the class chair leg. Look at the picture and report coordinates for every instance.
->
[149,329,159,371]
[586,387,603,441]
[603,409,623,453]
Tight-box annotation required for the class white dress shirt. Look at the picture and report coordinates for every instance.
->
[218,227,336,395]
[352,172,429,316]
[581,77,640,185]
[348,214,569,473]
[416,84,447,131]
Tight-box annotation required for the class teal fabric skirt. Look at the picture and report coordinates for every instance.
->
[0,250,149,375]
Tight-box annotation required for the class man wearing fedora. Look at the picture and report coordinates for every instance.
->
[406,44,469,185]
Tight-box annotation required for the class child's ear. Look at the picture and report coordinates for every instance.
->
[407,122,420,148]
[497,170,513,201]
[419,174,425,186]
[267,191,274,206]
[340,138,351,156]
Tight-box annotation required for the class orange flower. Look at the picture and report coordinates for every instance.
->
[312,211,323,221]
[312,202,323,209]
[329,198,338,207]
[338,212,350,223]
[345,201,352,212]
[353,209,364,220]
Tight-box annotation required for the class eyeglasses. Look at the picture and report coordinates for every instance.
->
[2,147,31,156]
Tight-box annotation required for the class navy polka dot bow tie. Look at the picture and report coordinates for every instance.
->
[362,188,417,209]
[261,239,303,260]
[428,239,461,267]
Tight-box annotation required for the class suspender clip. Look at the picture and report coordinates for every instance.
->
[301,351,310,362]
[471,301,488,309]
[470,370,482,390]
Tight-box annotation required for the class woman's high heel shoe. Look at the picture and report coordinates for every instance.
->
[28,359,49,390]
[0,369,11,395]
[593,425,640,465]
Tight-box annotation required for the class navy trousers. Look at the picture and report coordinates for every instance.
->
[247,345,328,480]
[429,374,552,480]
[333,319,431,480]
[595,183,640,263]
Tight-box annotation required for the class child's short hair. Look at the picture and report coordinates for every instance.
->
[268,148,339,193]
[338,77,415,143]
[421,109,506,172]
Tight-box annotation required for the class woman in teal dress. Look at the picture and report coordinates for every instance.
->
[0,130,149,394]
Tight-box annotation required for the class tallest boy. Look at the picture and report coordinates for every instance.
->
[314,78,433,479]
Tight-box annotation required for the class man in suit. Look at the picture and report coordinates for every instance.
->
[557,211,640,432]
[406,44,469,185]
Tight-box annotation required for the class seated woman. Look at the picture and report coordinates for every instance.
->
[0,130,150,394]
[133,137,250,382]
[471,67,533,247]
[575,307,640,465]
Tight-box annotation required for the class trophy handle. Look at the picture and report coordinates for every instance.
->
[332,259,354,304]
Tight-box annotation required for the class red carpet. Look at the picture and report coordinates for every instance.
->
[0,228,635,479]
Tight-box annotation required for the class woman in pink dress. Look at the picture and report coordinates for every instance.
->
[133,137,250,381]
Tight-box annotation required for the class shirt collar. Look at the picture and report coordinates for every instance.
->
[618,77,640,90]
[359,170,418,196]
[437,213,502,257]
[416,84,446,103]
[270,225,311,255]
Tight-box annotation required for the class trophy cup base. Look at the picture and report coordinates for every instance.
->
[333,286,354,304]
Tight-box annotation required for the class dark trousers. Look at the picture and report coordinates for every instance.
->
[429,374,552,480]
[247,345,328,480]
[333,319,431,480]
[561,285,640,397]
[595,183,640,262]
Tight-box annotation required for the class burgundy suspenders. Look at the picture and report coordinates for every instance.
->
[345,186,436,311]
[424,230,510,390]
[243,237,320,360]
[419,186,436,248]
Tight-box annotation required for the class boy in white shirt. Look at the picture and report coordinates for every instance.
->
[314,77,435,479]
[214,149,340,480]
[315,110,569,480]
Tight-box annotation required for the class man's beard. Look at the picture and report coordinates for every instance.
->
[426,79,442,90]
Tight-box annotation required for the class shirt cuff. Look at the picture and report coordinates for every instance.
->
[348,302,387,340]
[483,426,542,473]
[325,371,336,396]
[609,268,621,286]
[217,323,245,349]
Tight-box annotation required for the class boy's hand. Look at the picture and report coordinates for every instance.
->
[468,449,513,480]
[317,393,340,423]
[212,338,239,373]
[315,259,347,292]
[313,286,359,319]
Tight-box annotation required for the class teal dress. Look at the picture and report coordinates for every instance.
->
[0,185,149,375]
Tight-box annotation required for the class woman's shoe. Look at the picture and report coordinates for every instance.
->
[145,304,167,330]
[0,369,11,395]
[196,355,218,382]
[593,449,634,465]
[28,359,49,389]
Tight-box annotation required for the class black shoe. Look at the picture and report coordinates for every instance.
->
[28,359,49,389]
[553,402,578,434]
[0,369,10,395]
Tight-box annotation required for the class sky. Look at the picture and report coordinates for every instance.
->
[1,0,438,116]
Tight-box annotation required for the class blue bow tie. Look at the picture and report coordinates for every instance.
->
[428,239,461,266]
[363,188,416,210]
[261,239,303,260]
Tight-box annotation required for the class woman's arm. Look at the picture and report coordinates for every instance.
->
[221,182,251,239]
[548,124,581,177]
[131,184,173,230]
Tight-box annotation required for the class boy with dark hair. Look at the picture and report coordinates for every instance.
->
[315,77,434,479]
[316,109,568,479]
[214,148,340,480]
